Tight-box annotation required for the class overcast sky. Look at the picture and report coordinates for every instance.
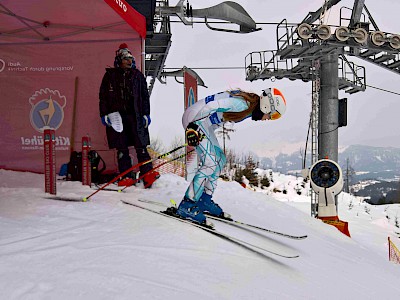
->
[148,0,400,157]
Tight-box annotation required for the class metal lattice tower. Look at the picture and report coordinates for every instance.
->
[245,0,400,217]
[310,59,320,217]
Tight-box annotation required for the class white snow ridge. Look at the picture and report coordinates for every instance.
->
[1,169,400,299]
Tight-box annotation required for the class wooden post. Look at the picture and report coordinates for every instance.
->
[70,77,79,152]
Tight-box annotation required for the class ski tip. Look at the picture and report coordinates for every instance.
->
[82,197,88,202]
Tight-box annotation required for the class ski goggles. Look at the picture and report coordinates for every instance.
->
[269,111,281,120]
[121,54,133,60]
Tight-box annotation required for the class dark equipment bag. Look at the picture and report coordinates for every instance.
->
[67,150,106,183]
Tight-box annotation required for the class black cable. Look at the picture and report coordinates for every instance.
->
[303,114,312,169]
[161,68,400,96]
[366,84,400,96]
[319,125,339,135]
[160,70,400,95]
[169,20,299,26]
[162,67,244,70]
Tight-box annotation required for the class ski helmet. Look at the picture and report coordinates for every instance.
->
[259,87,286,120]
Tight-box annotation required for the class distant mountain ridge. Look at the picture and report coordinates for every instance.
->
[253,144,400,204]
[340,145,400,174]
[255,144,400,181]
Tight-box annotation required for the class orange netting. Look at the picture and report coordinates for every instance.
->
[388,237,400,264]
[148,148,186,177]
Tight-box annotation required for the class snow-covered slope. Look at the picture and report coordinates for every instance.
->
[1,169,400,299]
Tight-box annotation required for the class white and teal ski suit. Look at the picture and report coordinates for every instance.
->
[182,91,250,202]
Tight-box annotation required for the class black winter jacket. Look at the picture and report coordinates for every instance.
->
[99,67,151,149]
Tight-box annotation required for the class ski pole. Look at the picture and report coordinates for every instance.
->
[83,143,188,201]
[119,149,195,192]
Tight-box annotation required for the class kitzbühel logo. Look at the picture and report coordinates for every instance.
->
[29,88,66,132]
[0,59,5,72]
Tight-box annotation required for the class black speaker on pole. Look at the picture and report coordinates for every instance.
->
[338,98,347,127]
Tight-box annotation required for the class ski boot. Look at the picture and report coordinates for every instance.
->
[174,196,212,227]
[198,193,232,220]
[118,177,135,187]
[143,171,160,189]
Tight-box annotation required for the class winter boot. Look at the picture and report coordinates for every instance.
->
[198,193,231,219]
[118,177,135,187]
[143,171,160,189]
[175,197,208,225]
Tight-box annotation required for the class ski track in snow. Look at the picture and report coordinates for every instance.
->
[1,170,400,299]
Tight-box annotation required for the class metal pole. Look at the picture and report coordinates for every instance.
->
[319,50,339,210]
[319,50,339,162]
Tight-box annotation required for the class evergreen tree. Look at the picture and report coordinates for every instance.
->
[377,196,387,205]
[260,175,270,188]
[234,166,244,184]
[242,155,259,187]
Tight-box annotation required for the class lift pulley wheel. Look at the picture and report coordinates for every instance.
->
[297,23,313,39]
[371,31,386,46]
[353,28,368,44]
[389,34,400,49]
[317,24,331,40]
[335,26,350,42]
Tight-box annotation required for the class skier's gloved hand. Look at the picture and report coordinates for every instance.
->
[101,115,112,127]
[143,115,151,128]
[186,122,202,147]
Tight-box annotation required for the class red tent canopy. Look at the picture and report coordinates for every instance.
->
[0,0,146,43]
[0,0,146,174]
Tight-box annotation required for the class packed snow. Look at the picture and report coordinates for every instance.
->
[1,169,400,299]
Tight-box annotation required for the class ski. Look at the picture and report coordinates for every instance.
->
[44,195,85,202]
[92,184,124,193]
[118,149,194,192]
[206,215,308,240]
[138,198,307,240]
[84,144,188,200]
[122,199,299,259]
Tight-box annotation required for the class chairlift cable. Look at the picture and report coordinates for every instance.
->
[160,71,400,96]
[366,84,400,96]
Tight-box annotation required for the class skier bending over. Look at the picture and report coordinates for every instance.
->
[176,88,287,225]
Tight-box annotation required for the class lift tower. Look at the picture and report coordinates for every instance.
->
[139,0,259,94]
[245,0,400,218]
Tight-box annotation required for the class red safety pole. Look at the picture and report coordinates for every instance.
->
[82,136,91,186]
[44,128,56,195]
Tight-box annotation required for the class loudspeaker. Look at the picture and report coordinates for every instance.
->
[338,98,347,127]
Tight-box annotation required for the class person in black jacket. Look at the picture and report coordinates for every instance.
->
[99,43,159,188]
